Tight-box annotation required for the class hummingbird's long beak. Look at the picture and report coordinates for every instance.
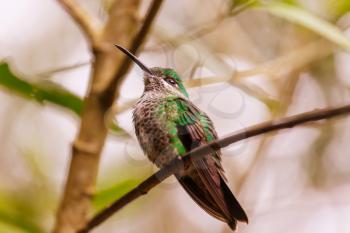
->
[114,44,153,75]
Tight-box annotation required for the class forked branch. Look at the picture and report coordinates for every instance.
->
[53,1,164,233]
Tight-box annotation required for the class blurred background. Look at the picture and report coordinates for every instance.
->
[1,0,350,232]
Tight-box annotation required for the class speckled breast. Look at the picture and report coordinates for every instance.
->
[133,95,178,167]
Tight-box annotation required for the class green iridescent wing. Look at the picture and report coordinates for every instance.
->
[159,97,221,164]
[160,97,248,226]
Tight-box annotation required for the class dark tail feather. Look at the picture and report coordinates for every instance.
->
[176,175,227,222]
[191,157,249,224]
[227,219,237,231]
[176,173,248,231]
[179,175,239,232]
[220,176,249,223]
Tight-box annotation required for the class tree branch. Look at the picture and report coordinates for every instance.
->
[53,1,164,233]
[57,0,100,46]
[105,0,164,96]
[104,0,164,138]
[79,104,350,233]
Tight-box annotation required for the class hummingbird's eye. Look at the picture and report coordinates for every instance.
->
[164,77,177,86]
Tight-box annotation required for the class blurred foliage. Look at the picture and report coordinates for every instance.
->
[306,123,334,187]
[231,0,258,15]
[1,0,350,232]
[0,149,58,233]
[0,63,132,230]
[327,0,350,19]
[252,2,350,51]
[0,63,83,115]
[0,62,126,135]
[306,56,339,187]
[93,179,141,213]
[0,206,45,233]
[0,190,49,233]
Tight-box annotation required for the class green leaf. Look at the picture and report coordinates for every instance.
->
[0,210,45,233]
[280,0,299,6]
[0,192,46,233]
[327,0,350,18]
[231,0,257,7]
[0,62,127,135]
[93,179,140,212]
[0,62,83,115]
[231,0,259,15]
[254,2,350,51]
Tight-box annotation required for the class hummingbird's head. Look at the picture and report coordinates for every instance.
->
[114,44,189,99]
[144,67,189,98]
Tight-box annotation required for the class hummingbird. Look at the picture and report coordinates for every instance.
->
[115,45,248,231]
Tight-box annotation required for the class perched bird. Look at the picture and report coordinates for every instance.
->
[115,45,248,231]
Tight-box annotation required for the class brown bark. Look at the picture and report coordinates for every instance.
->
[54,0,164,231]
[53,1,141,232]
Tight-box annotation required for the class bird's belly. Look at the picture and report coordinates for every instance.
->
[133,106,177,167]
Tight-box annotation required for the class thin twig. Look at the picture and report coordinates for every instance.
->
[144,0,255,51]
[57,0,100,46]
[236,39,332,80]
[79,104,350,233]
[99,0,164,138]
[38,61,91,77]
[105,0,164,93]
